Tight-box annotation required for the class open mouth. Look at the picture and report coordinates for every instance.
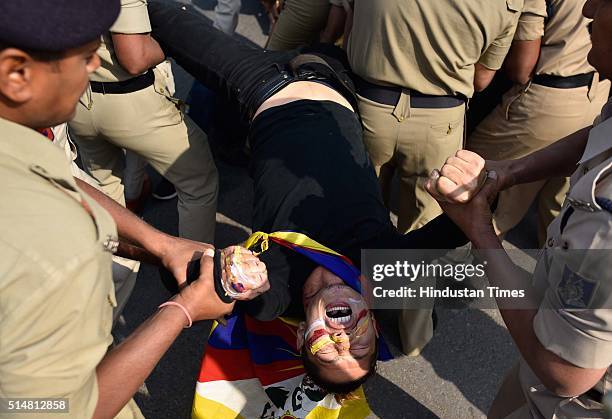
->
[325,303,353,326]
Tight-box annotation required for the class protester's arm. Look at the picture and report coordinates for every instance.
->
[112,32,165,75]
[503,39,541,84]
[76,177,212,284]
[427,176,607,396]
[93,255,234,418]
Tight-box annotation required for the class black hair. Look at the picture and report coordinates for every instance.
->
[301,338,378,398]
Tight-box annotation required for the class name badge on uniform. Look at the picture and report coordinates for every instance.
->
[557,265,598,309]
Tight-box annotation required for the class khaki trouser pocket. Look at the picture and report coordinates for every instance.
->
[153,65,185,119]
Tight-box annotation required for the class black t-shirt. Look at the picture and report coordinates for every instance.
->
[241,100,466,320]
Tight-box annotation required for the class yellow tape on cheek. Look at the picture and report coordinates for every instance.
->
[310,336,334,355]
[331,335,349,344]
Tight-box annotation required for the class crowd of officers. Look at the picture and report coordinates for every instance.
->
[0,0,611,417]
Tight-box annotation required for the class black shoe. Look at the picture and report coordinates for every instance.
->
[152,177,177,200]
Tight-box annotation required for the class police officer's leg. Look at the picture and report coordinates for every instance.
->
[266,0,330,51]
[396,103,465,233]
[123,151,148,204]
[118,76,219,243]
[394,101,463,355]
[491,181,545,237]
[213,0,241,35]
[70,91,128,206]
[356,93,399,210]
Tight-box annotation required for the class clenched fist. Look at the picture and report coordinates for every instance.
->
[219,246,269,301]
[426,150,487,204]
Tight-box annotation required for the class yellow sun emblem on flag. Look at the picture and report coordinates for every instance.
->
[280,412,297,419]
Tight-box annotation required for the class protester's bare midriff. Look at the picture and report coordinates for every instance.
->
[253,80,354,120]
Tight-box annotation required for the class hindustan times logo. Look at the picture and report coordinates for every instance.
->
[372,260,487,282]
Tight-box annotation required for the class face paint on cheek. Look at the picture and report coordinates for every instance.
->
[304,319,326,339]
[352,313,370,338]
[306,329,327,348]
[348,297,362,304]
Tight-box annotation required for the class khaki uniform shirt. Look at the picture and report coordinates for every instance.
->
[513,0,546,41]
[91,0,152,83]
[0,117,118,417]
[535,0,595,77]
[518,103,612,418]
[347,0,523,98]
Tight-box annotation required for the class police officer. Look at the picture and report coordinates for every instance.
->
[468,0,610,245]
[0,1,235,417]
[429,1,612,414]
[346,0,522,356]
[69,0,219,244]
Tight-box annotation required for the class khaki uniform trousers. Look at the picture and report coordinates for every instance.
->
[69,70,219,243]
[358,90,465,356]
[468,77,610,244]
[266,0,331,50]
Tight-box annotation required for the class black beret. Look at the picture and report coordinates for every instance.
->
[0,0,121,52]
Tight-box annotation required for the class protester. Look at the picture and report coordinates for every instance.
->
[146,0,490,394]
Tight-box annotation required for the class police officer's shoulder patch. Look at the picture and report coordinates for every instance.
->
[557,265,598,309]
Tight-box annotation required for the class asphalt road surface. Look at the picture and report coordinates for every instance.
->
[114,2,538,417]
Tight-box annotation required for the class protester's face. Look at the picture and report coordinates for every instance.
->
[0,39,100,129]
[583,0,612,79]
[297,267,377,384]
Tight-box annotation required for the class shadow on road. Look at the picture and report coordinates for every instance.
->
[365,373,438,418]
[375,307,517,417]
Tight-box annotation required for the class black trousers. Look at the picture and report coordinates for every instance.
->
[148,0,356,122]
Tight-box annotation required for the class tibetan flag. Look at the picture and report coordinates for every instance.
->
[192,313,371,419]
[192,231,393,419]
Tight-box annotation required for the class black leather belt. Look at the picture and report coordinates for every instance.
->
[532,72,594,89]
[90,69,155,94]
[355,76,466,109]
